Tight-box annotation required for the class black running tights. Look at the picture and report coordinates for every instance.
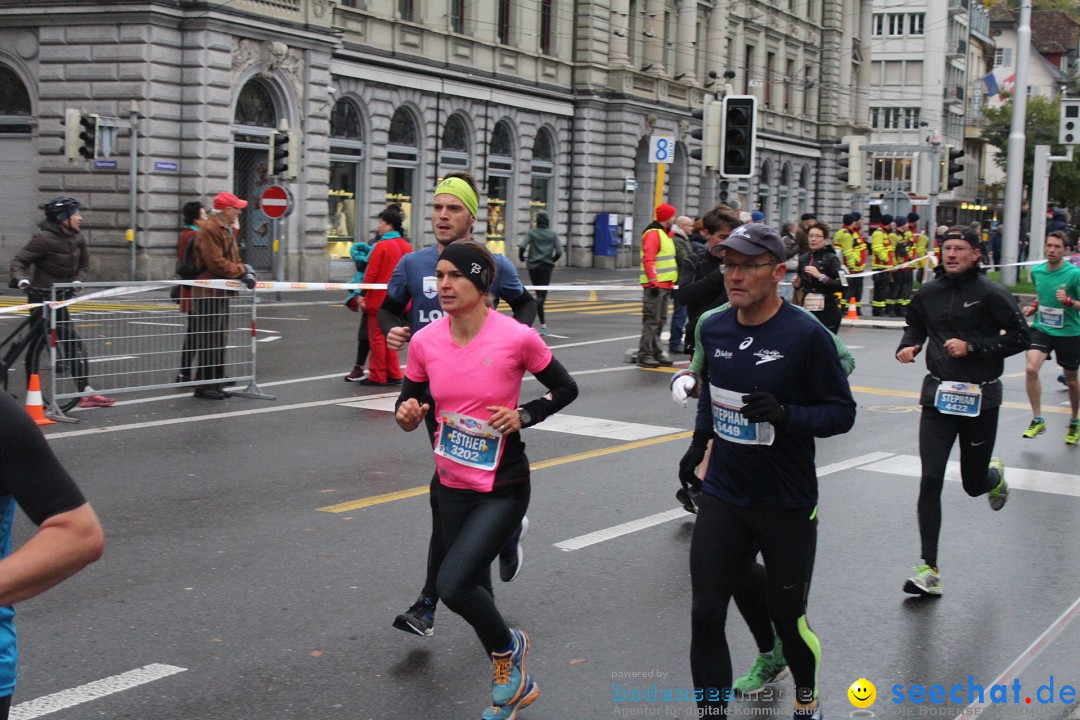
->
[436,481,530,655]
[527,265,553,325]
[690,492,819,711]
[917,406,1000,568]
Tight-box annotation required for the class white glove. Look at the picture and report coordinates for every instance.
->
[671,374,698,407]
[17,279,30,290]
[71,280,83,294]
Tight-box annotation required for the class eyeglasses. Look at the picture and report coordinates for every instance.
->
[721,261,777,275]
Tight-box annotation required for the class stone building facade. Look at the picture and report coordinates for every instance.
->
[0,0,872,282]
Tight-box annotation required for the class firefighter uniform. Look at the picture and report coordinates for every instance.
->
[836,213,867,315]
[870,215,896,317]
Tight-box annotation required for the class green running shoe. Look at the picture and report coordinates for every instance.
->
[987,458,1008,511]
[1022,418,1046,439]
[733,637,789,694]
[1066,421,1079,446]
[903,563,942,597]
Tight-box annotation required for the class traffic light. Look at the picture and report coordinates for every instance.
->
[1059,98,1080,145]
[689,99,722,171]
[718,180,730,205]
[269,129,300,180]
[836,136,864,190]
[78,113,99,160]
[942,145,964,191]
[63,108,82,161]
[719,95,757,178]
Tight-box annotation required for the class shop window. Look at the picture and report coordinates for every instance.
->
[327,99,365,259]
[441,113,471,171]
[0,65,31,134]
[387,107,420,240]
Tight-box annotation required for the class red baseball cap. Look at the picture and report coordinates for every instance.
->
[213,192,248,210]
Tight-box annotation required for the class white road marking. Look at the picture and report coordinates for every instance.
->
[87,355,138,363]
[555,509,689,551]
[340,400,682,441]
[554,452,893,552]
[10,663,186,719]
[129,321,183,327]
[860,454,1080,498]
[963,594,1080,716]
[257,336,281,342]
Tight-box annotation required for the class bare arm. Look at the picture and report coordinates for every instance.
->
[0,503,103,606]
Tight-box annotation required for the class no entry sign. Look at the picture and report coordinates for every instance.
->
[260,185,292,219]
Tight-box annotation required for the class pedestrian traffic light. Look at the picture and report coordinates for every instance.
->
[1059,98,1080,145]
[78,113,99,160]
[63,108,82,161]
[719,95,757,178]
[718,180,730,204]
[836,136,864,190]
[941,145,964,191]
[269,129,300,180]
[689,99,723,171]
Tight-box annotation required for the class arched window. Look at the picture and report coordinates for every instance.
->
[387,107,420,239]
[486,120,515,251]
[778,163,792,226]
[530,128,556,227]
[232,79,281,272]
[328,99,366,260]
[440,113,470,170]
[0,65,32,134]
[234,81,277,128]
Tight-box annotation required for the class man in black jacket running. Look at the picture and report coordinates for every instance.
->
[895,225,1029,597]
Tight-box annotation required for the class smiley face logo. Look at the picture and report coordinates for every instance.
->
[848,678,876,709]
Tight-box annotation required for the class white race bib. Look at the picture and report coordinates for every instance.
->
[1038,305,1065,329]
[434,412,505,470]
[934,381,982,417]
[803,293,825,311]
[708,385,775,446]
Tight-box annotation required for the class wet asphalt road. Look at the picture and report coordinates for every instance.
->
[13,270,1080,720]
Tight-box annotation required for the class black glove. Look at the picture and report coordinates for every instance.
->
[740,391,788,427]
[239,268,257,290]
[679,442,707,481]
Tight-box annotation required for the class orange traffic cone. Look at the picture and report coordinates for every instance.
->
[845,297,858,322]
[24,374,55,426]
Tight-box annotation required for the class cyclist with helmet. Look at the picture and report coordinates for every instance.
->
[9,197,115,408]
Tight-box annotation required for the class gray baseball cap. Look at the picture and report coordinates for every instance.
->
[718,222,786,263]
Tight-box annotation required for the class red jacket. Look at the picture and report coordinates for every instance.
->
[362,234,412,314]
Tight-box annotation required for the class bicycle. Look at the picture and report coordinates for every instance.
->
[0,287,88,413]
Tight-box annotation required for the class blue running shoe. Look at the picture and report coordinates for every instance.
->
[1059,373,1068,386]
[482,674,539,720]
[489,629,530,709]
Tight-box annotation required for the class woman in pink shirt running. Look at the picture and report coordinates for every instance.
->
[395,241,577,720]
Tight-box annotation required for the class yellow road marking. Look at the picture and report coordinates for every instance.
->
[317,430,692,513]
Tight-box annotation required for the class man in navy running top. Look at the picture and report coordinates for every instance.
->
[378,172,536,639]
[681,223,855,720]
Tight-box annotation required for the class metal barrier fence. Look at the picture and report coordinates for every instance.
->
[47,282,274,421]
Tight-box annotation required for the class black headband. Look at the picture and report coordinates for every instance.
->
[440,242,492,292]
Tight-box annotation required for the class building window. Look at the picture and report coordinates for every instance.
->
[904,107,920,129]
[870,107,879,128]
[234,81,276,128]
[908,13,924,35]
[994,48,1012,67]
[498,0,512,45]
[872,14,884,36]
[744,45,755,94]
[486,120,515,252]
[399,0,413,21]
[0,64,32,134]
[803,65,811,114]
[450,0,465,33]
[327,99,365,255]
[765,52,775,108]
[540,0,553,54]
[387,107,420,239]
[784,58,794,109]
[883,108,901,129]
[440,113,471,172]
[531,129,556,228]
[888,14,904,35]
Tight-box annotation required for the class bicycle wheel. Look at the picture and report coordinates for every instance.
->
[28,330,87,413]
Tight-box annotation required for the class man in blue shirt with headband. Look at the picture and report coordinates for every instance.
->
[379,172,536,639]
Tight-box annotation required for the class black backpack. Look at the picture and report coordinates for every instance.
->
[176,236,198,280]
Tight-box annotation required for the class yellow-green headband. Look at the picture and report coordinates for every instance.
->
[434,177,478,218]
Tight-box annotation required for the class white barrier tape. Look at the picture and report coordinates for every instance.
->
[51,283,174,309]
[0,302,43,315]
[845,257,1042,279]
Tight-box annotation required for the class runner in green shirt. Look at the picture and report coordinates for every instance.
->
[1020,230,1080,444]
